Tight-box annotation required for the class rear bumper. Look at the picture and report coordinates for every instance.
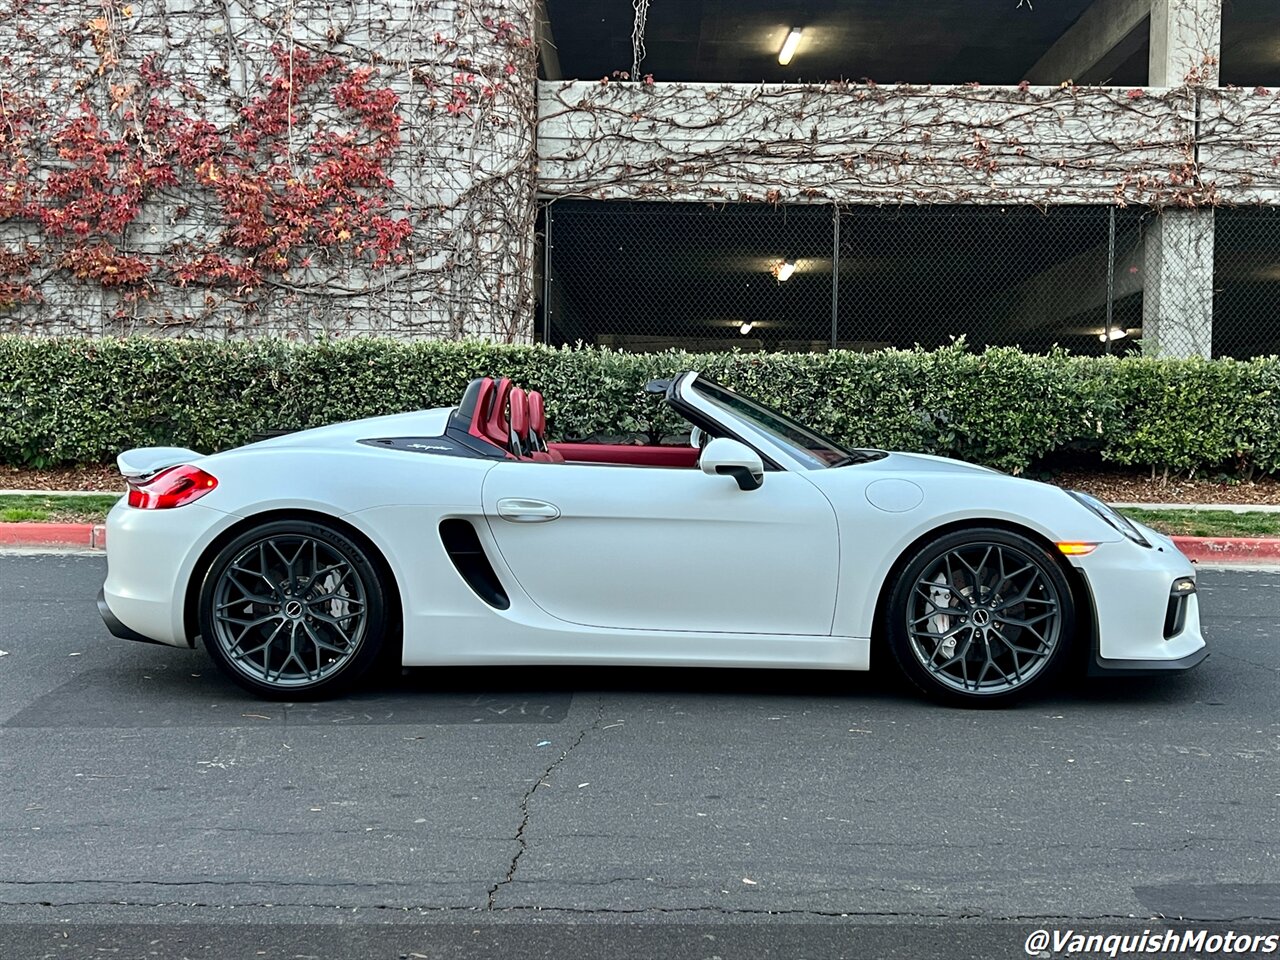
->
[100,499,233,648]
[97,586,166,646]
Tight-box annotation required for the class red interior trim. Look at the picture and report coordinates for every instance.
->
[547,443,699,468]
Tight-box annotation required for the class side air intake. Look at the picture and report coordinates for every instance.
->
[439,519,510,610]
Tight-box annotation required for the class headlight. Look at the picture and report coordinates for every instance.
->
[1067,490,1151,548]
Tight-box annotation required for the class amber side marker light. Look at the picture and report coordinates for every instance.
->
[1056,542,1098,556]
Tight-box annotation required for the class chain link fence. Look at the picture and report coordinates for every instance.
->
[540,200,1258,358]
[540,201,833,352]
[1214,208,1280,359]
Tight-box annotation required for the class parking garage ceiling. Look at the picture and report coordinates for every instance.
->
[1221,0,1280,86]
[543,0,1279,87]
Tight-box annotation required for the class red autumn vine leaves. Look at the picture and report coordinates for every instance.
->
[42,109,177,238]
[177,47,412,279]
[0,44,414,310]
[0,91,44,308]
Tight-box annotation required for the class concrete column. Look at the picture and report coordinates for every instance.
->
[1149,0,1222,85]
[1141,0,1220,357]
[1141,210,1215,358]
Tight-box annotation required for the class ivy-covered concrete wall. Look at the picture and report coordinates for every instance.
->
[537,80,1277,208]
[0,0,539,340]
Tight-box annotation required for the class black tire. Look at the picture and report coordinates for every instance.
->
[197,519,389,700]
[885,527,1076,707]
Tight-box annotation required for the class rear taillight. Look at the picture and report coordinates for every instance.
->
[127,465,218,509]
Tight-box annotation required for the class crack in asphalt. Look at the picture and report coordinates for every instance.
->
[486,696,604,910]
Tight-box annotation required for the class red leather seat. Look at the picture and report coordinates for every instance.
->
[480,377,513,450]
[456,378,562,462]
[527,390,564,463]
[508,386,532,459]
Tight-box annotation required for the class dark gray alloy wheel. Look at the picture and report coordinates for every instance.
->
[886,527,1076,706]
[198,520,388,699]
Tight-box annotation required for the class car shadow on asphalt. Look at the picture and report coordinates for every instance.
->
[394,662,1209,707]
[6,650,1216,729]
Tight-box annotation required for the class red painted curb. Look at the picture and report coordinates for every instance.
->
[0,522,98,547]
[1172,535,1280,564]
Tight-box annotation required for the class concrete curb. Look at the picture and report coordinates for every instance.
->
[2,522,1279,567]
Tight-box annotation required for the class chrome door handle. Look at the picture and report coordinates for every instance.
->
[496,498,561,522]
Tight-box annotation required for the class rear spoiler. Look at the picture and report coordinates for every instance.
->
[116,447,202,481]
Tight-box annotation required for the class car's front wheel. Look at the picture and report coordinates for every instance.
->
[197,519,388,699]
[885,527,1076,706]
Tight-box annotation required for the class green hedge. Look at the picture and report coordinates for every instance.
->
[1,336,1277,477]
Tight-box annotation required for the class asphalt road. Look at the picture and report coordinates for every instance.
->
[0,554,1277,960]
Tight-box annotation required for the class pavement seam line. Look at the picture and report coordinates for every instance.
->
[486,695,605,910]
[5,901,1279,923]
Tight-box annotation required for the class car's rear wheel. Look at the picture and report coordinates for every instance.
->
[198,519,388,699]
[886,527,1075,706]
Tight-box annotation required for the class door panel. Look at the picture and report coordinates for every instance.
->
[481,462,840,635]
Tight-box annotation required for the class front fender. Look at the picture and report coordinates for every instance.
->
[815,471,1121,638]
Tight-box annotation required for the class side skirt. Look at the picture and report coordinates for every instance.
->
[401,614,871,671]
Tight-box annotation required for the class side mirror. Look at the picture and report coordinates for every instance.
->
[700,437,764,491]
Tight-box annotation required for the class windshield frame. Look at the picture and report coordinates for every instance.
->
[668,372,862,472]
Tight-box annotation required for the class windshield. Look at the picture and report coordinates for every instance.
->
[688,377,860,469]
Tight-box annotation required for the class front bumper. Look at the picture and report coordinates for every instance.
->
[1087,644,1209,676]
[1074,526,1208,675]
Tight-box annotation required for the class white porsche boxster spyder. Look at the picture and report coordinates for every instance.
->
[98,371,1206,705]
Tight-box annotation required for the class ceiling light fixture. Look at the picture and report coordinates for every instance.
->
[1098,328,1128,342]
[739,322,755,336]
[778,28,803,66]
[776,259,797,282]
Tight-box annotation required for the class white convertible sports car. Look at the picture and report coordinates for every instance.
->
[98,371,1206,705]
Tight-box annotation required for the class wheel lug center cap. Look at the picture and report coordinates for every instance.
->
[971,608,991,627]
[283,599,305,619]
